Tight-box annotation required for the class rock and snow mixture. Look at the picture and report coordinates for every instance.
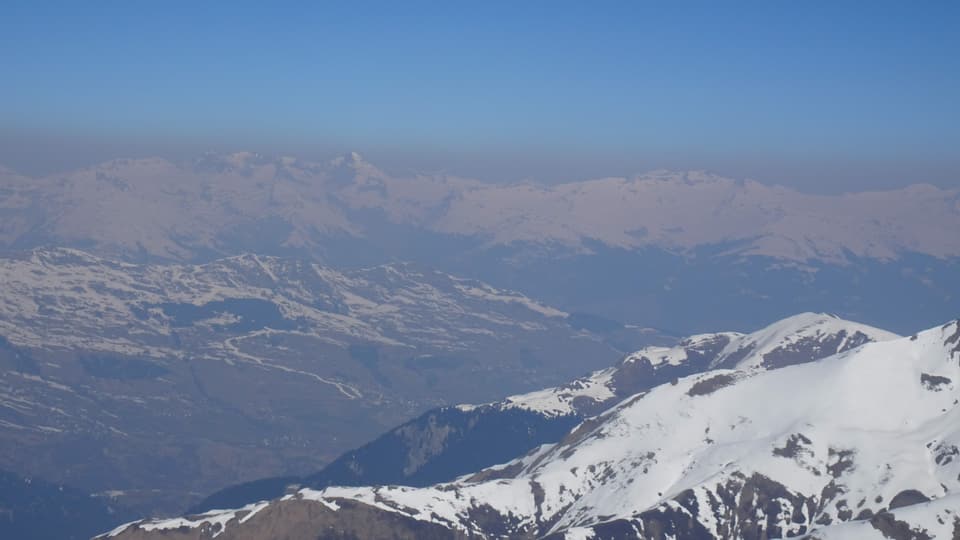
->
[104,317,960,540]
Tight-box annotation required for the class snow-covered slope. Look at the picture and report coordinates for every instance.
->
[288,320,956,539]
[105,315,940,540]
[709,312,901,371]
[187,312,896,516]
[482,312,898,418]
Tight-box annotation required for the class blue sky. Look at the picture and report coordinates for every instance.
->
[1,1,958,190]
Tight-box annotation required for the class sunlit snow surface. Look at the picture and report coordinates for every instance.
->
[461,312,898,418]
[300,321,957,537]
[104,318,960,539]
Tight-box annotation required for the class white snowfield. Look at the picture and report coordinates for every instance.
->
[469,312,898,418]
[304,320,960,538]
[2,152,959,263]
[707,311,902,370]
[103,314,960,539]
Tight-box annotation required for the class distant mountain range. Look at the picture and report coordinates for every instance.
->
[0,248,644,518]
[2,152,958,333]
[3,152,958,264]
[105,317,960,540]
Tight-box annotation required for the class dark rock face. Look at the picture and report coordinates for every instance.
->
[711,328,879,372]
[628,490,717,540]
[773,433,814,459]
[888,489,931,510]
[541,474,818,540]
[700,474,813,539]
[759,330,872,370]
[687,373,738,396]
[612,335,733,404]
[868,510,934,540]
[826,448,856,478]
[946,321,960,357]
[920,373,952,391]
[933,443,959,466]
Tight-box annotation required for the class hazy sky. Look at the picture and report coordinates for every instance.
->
[2,1,958,192]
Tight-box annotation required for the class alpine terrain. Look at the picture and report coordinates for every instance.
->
[5,4,958,539]
[190,312,898,513]
[100,315,960,540]
[1,153,958,333]
[0,248,641,516]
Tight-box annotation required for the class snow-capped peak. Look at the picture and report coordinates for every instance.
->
[328,151,365,166]
[469,313,898,419]
[709,311,901,371]
[325,151,385,184]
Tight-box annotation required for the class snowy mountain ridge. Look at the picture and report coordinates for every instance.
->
[185,312,899,516]
[102,315,954,540]
[468,312,898,418]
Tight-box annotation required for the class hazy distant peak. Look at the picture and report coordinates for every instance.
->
[327,151,372,169]
[187,150,276,173]
[2,151,959,264]
[85,156,175,172]
[638,168,729,183]
[326,151,385,184]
